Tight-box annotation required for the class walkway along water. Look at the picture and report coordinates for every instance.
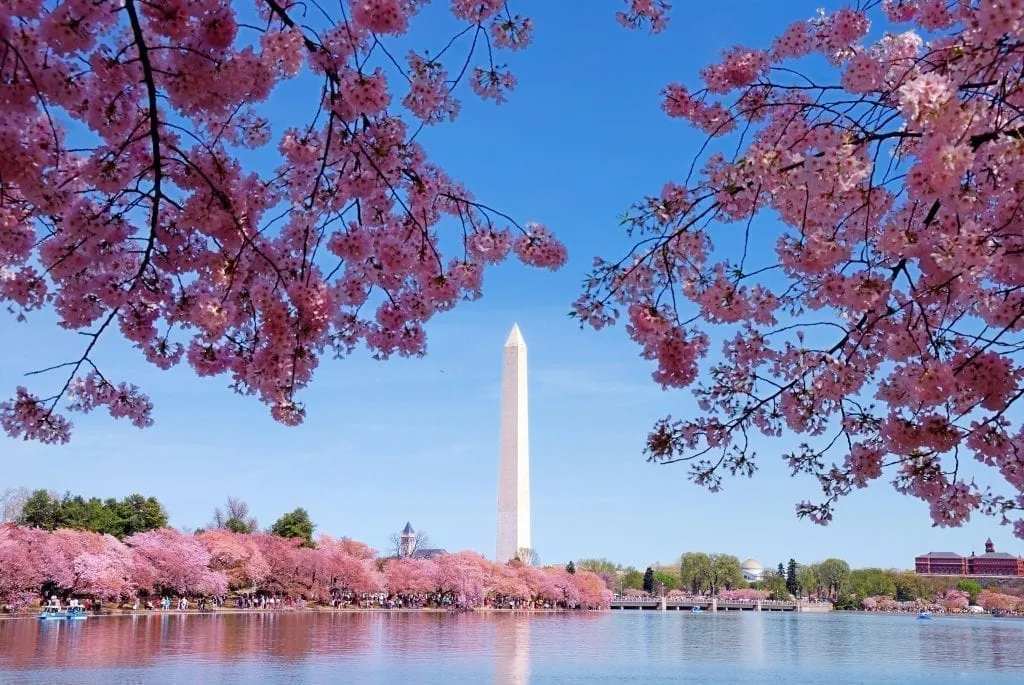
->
[608,597,834,612]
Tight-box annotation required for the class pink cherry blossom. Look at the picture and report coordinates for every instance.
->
[0,524,614,608]
[0,0,563,442]
[579,3,1024,537]
[127,528,227,596]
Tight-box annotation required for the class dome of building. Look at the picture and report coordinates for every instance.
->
[741,559,764,582]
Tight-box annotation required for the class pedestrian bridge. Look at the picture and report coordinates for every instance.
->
[609,597,832,613]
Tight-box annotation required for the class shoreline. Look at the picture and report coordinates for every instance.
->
[0,606,586,621]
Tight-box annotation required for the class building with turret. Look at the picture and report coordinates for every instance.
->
[915,538,1024,577]
[394,522,447,560]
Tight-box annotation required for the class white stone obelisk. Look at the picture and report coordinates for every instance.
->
[497,323,531,564]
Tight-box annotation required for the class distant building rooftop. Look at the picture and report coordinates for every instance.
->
[916,552,963,558]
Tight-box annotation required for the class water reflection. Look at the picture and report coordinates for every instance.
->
[1,611,1023,682]
[493,615,530,685]
[2,613,376,670]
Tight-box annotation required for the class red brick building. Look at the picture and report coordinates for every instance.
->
[915,539,1024,577]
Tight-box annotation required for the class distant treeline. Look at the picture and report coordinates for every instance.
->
[2,488,167,539]
[570,554,1024,607]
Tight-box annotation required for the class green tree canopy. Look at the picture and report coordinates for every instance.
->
[653,570,678,592]
[708,554,744,595]
[956,579,983,603]
[16,489,166,538]
[576,558,618,574]
[813,558,851,601]
[620,567,644,590]
[270,507,316,547]
[848,568,897,601]
[642,567,655,593]
[786,559,799,596]
[796,565,821,599]
[680,552,712,595]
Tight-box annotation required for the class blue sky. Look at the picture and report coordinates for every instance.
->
[1,1,1019,571]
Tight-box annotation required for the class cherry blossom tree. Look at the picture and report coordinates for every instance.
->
[0,524,41,607]
[126,528,227,596]
[383,557,435,595]
[719,588,770,601]
[0,0,567,444]
[249,532,309,595]
[198,528,270,590]
[976,589,1023,612]
[488,564,532,603]
[431,551,487,607]
[939,588,969,612]
[578,1,1024,536]
[318,535,382,595]
[572,569,614,609]
[73,533,136,599]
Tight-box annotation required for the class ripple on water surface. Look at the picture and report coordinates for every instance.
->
[1,611,1023,684]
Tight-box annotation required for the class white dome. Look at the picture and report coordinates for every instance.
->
[741,559,763,570]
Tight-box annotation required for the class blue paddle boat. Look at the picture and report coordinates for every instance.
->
[66,606,88,620]
[38,605,66,620]
[691,606,704,613]
[916,611,932,620]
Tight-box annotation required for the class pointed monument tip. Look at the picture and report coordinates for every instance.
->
[505,322,525,347]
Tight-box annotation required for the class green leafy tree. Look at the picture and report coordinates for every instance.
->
[621,567,644,590]
[114,494,168,537]
[566,561,576,575]
[786,559,799,596]
[777,562,785,577]
[18,489,58,530]
[642,567,655,593]
[848,568,897,601]
[708,554,744,595]
[956,579,983,604]
[764,570,789,600]
[575,558,618,574]
[680,552,712,595]
[653,570,678,592]
[814,558,851,601]
[797,565,821,599]
[271,507,316,547]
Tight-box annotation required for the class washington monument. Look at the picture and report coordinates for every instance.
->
[497,323,531,564]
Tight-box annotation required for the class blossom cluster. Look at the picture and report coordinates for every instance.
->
[0,0,571,442]
[578,2,1024,536]
[0,524,611,610]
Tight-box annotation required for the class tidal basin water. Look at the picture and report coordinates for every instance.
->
[1,611,1024,684]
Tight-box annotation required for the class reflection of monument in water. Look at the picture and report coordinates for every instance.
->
[493,616,530,685]
[497,324,531,564]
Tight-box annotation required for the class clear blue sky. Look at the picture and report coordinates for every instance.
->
[1,1,1017,571]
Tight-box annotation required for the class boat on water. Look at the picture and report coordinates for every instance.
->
[916,611,932,620]
[38,599,88,621]
[38,606,66,620]
[691,606,704,613]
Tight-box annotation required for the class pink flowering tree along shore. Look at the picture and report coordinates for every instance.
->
[576,1,1024,537]
[0,523,611,610]
[0,0,569,442]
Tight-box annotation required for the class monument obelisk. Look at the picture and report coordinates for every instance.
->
[497,323,531,564]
